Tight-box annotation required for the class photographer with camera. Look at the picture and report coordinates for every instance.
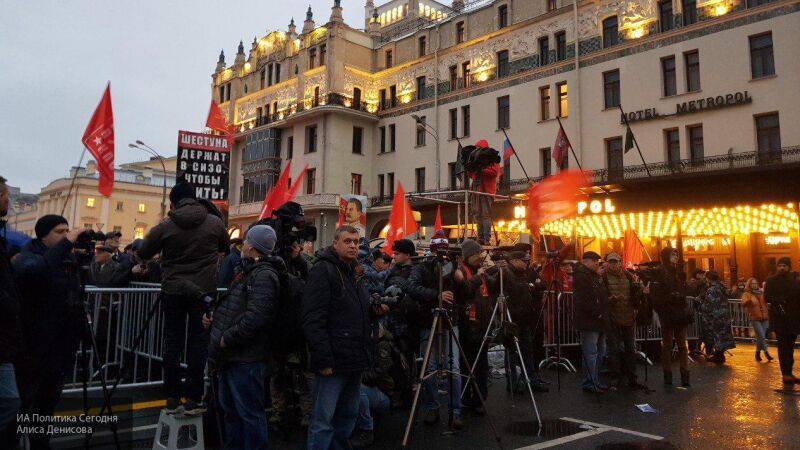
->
[12,215,84,449]
[465,140,500,245]
[651,247,691,387]
[764,257,800,387]
[138,180,229,414]
[359,248,391,297]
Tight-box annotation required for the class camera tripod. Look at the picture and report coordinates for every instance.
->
[458,263,542,427]
[401,257,503,449]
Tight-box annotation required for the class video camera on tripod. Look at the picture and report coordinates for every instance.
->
[73,229,107,265]
[370,284,404,309]
[255,201,317,254]
[458,144,501,176]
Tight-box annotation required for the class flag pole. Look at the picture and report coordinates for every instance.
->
[556,117,583,172]
[617,105,652,177]
[61,148,88,217]
[499,128,531,182]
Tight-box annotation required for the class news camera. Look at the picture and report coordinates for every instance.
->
[256,201,317,254]
[459,144,501,175]
[73,230,107,264]
[370,284,404,309]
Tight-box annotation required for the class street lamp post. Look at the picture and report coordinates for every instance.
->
[128,141,168,219]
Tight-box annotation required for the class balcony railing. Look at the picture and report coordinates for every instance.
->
[248,93,374,130]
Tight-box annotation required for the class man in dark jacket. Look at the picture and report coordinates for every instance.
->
[573,251,609,393]
[0,176,22,446]
[216,238,242,288]
[138,180,229,413]
[13,215,83,449]
[303,226,371,450]
[651,247,690,387]
[208,225,280,449]
[764,257,800,386]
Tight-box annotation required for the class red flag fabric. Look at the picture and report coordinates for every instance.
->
[82,84,115,197]
[259,161,292,219]
[526,169,589,234]
[502,138,514,161]
[552,125,571,170]
[383,184,418,255]
[434,205,443,232]
[285,164,308,202]
[206,100,233,135]
[623,228,647,268]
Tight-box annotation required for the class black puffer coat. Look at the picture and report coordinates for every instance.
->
[573,263,610,332]
[302,247,371,374]
[764,271,800,335]
[651,249,691,329]
[208,256,282,365]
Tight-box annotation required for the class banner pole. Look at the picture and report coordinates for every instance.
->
[61,148,88,217]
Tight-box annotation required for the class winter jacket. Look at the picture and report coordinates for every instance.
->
[407,260,461,329]
[455,263,494,341]
[362,332,396,396]
[385,262,414,291]
[651,264,692,329]
[0,229,22,364]
[209,257,281,365]
[302,247,371,374]
[603,270,643,327]
[88,257,130,287]
[492,266,541,327]
[764,272,800,334]
[469,163,500,195]
[573,263,610,332]
[12,239,82,373]
[359,263,389,296]
[217,249,241,288]
[138,198,229,296]
[741,290,768,321]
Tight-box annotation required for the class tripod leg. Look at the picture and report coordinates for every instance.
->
[83,308,121,450]
[505,309,542,426]
[459,300,500,400]
[402,315,440,448]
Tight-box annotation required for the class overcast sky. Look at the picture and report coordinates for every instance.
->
[0,0,363,193]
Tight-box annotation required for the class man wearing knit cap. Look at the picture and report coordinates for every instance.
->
[138,180,229,414]
[765,256,800,386]
[12,214,84,448]
[467,139,500,245]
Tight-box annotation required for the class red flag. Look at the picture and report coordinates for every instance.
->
[82,84,115,197]
[259,161,292,219]
[502,138,514,161]
[623,228,647,268]
[526,169,589,234]
[552,125,571,170]
[434,205,443,232]
[383,184,418,255]
[206,100,234,135]
[285,164,308,202]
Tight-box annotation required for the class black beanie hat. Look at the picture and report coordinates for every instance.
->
[778,256,792,267]
[392,238,416,256]
[169,180,196,205]
[35,214,68,239]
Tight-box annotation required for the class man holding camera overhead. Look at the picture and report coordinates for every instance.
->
[466,139,500,245]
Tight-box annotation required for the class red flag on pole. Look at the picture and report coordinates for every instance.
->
[82,83,115,197]
[383,183,418,255]
[285,164,308,201]
[206,100,234,135]
[526,169,589,235]
[552,125,571,170]
[434,205,443,232]
[623,228,647,268]
[259,161,292,219]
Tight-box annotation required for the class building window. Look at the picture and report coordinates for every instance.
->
[603,70,620,109]
[243,83,248,94]
[462,105,471,137]
[497,95,510,129]
[378,174,385,198]
[449,65,458,90]
[606,137,624,180]
[138,203,146,213]
[379,89,387,110]
[388,173,395,197]
[498,4,508,28]
[379,126,386,153]
[497,50,510,78]
[756,113,781,158]
[449,108,458,139]
[389,124,396,151]
[685,50,701,92]
[287,136,294,159]
[557,82,568,117]
[602,16,618,48]
[385,49,393,68]
[418,36,426,57]
[662,56,677,97]
[659,0,673,32]
[134,226,145,240]
[352,127,363,154]
[389,85,397,107]
[260,68,266,89]
[665,128,681,164]
[540,148,552,177]
[351,173,362,195]
[750,33,775,79]
[415,167,426,192]
[87,197,95,208]
[682,0,697,25]
[319,44,326,65]
[267,64,274,87]
[448,162,458,189]
[456,21,465,44]
[540,86,551,121]
[274,63,281,83]
[462,61,471,88]
[416,76,426,100]
[313,86,320,107]
[306,125,317,153]
[548,0,558,11]
[538,37,549,66]
[353,87,362,107]
[309,48,316,69]
[687,125,704,162]
[241,129,281,203]
[115,201,123,211]
[306,168,316,194]
[555,31,567,61]
[416,116,426,146]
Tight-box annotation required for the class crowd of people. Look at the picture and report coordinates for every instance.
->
[1,175,799,449]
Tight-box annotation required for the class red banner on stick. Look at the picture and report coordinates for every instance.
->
[82,83,115,197]
[384,184,417,255]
